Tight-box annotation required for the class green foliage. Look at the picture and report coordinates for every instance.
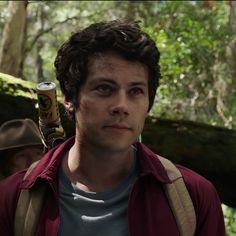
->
[1,2,236,233]
[223,205,236,235]
[143,2,236,129]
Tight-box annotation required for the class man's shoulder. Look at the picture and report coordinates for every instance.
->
[0,170,26,232]
[136,142,221,203]
[0,169,34,236]
[176,164,221,212]
[0,170,26,198]
[174,166,225,234]
[176,164,215,193]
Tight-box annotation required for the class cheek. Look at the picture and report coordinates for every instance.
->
[138,114,147,128]
[136,105,148,119]
[136,110,148,130]
[76,99,100,128]
[11,156,28,169]
[79,98,93,114]
[79,97,106,117]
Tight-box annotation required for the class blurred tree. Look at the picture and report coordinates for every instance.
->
[0,1,28,78]
[226,1,236,84]
[0,2,8,38]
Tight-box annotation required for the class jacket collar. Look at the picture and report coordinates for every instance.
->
[20,137,74,189]
[134,142,171,184]
[21,137,171,189]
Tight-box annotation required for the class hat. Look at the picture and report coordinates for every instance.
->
[0,119,44,151]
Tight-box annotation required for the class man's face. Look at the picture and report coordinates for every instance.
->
[74,52,149,152]
[4,146,43,176]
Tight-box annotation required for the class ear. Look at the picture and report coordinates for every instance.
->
[64,97,74,112]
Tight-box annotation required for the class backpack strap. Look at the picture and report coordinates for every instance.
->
[158,155,196,236]
[14,161,47,236]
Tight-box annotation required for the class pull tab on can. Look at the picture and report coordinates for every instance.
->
[36,82,60,126]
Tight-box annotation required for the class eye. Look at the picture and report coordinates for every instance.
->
[129,87,144,96]
[95,84,114,96]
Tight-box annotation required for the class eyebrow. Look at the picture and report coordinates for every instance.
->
[87,78,117,86]
[129,82,147,87]
[88,78,147,87]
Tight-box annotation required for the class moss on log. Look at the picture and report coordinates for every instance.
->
[0,72,74,136]
[0,73,38,124]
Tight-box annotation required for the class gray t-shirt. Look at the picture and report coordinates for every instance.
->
[58,150,137,236]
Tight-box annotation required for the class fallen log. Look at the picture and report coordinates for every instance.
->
[0,73,235,208]
[143,117,236,208]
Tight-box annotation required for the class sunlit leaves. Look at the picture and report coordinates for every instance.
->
[144,2,235,129]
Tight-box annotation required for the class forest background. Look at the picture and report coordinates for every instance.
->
[0,1,235,234]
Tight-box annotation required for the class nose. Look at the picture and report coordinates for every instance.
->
[109,91,129,117]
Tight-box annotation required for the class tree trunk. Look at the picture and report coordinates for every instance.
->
[36,41,44,83]
[226,1,236,84]
[35,4,45,83]
[229,1,236,32]
[0,1,28,78]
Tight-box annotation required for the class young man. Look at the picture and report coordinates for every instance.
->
[0,119,44,180]
[0,20,225,236]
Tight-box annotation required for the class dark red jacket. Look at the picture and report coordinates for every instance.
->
[0,137,225,236]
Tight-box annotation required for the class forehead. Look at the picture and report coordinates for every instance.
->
[86,51,149,85]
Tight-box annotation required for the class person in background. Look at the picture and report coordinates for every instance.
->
[0,20,225,236]
[0,118,44,179]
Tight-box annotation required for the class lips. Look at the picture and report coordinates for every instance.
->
[103,123,132,131]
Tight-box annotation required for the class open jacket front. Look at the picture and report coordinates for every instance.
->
[0,137,225,236]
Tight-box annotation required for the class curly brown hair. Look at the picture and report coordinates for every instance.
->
[55,20,161,118]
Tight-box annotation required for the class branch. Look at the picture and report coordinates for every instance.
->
[25,16,80,53]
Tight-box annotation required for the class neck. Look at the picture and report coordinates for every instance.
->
[62,138,134,192]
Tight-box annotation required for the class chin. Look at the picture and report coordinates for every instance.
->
[99,140,133,153]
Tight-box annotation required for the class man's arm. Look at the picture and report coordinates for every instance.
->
[178,165,226,236]
[0,171,25,236]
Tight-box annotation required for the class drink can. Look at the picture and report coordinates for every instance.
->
[36,82,60,125]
